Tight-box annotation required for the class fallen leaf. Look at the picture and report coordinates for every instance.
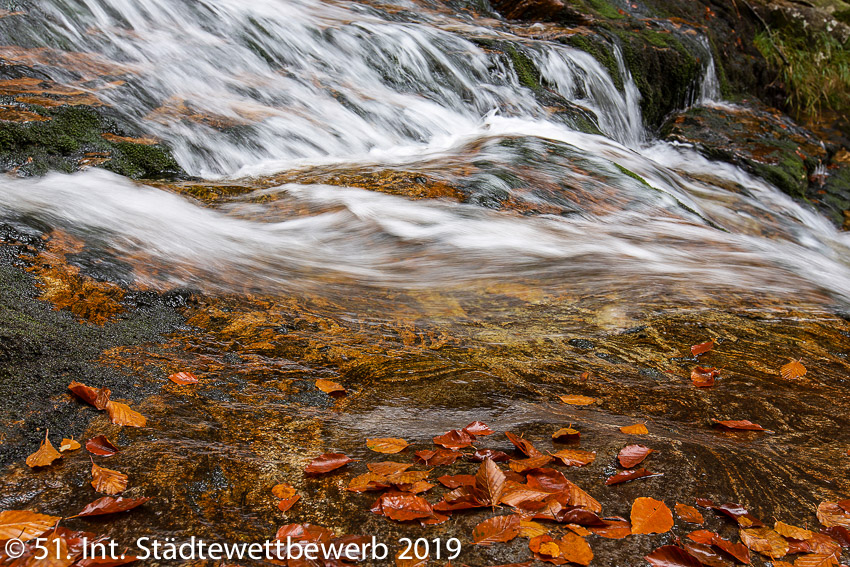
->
[675,503,704,525]
[645,545,704,567]
[415,449,461,465]
[691,340,714,356]
[305,453,353,474]
[105,401,146,427]
[463,421,495,436]
[59,438,81,453]
[792,554,839,567]
[473,458,506,507]
[366,438,409,454]
[0,510,61,539]
[682,541,731,567]
[605,468,662,485]
[549,449,596,467]
[473,514,520,545]
[470,449,511,462]
[272,483,297,499]
[74,496,152,517]
[91,462,128,495]
[620,423,649,435]
[433,429,475,449]
[691,366,719,388]
[686,529,717,545]
[505,431,544,457]
[438,474,476,489]
[712,419,770,432]
[618,444,654,468]
[26,430,61,468]
[817,502,850,528]
[68,381,111,410]
[631,497,674,534]
[775,521,813,541]
[347,472,391,493]
[559,394,596,405]
[781,359,807,380]
[395,549,427,566]
[740,526,789,558]
[590,518,631,539]
[552,426,580,442]
[167,371,198,385]
[509,455,554,473]
[368,462,413,475]
[519,519,548,538]
[710,502,763,527]
[820,526,850,547]
[373,492,434,522]
[86,435,119,456]
[277,495,300,512]
[315,379,346,396]
[711,533,751,563]
[557,531,593,566]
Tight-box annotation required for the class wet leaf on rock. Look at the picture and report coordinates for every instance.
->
[470,449,511,462]
[617,444,653,468]
[505,431,544,457]
[509,455,553,473]
[739,526,789,558]
[473,458,505,508]
[645,545,704,567]
[368,462,413,475]
[372,492,435,522]
[472,514,520,545]
[620,423,649,435]
[558,394,596,405]
[557,531,593,566]
[675,503,704,525]
[712,419,771,432]
[167,371,198,385]
[86,435,119,456]
[605,468,661,485]
[305,453,353,474]
[315,379,346,396]
[792,554,840,567]
[780,359,807,380]
[433,429,474,449]
[691,367,719,388]
[68,381,111,410]
[549,449,595,467]
[691,340,714,356]
[74,496,152,517]
[415,449,461,466]
[590,518,631,539]
[26,431,61,468]
[91,462,128,495]
[552,426,580,442]
[0,510,61,540]
[105,401,146,427]
[59,438,81,452]
[631,497,674,534]
[817,502,850,528]
[775,521,813,541]
[463,421,494,436]
[366,438,409,454]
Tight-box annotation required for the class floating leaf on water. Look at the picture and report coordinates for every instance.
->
[26,430,61,468]
[691,340,714,356]
[631,497,674,535]
[305,453,353,474]
[366,438,409,454]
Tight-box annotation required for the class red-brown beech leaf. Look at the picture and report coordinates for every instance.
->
[274,523,334,544]
[590,518,632,539]
[373,492,434,522]
[687,530,718,545]
[838,500,850,514]
[681,542,730,567]
[463,421,494,436]
[86,435,119,456]
[645,545,704,567]
[438,474,476,489]
[631,497,674,534]
[691,367,719,388]
[472,515,520,545]
[505,431,543,457]
[617,444,654,468]
[712,419,772,433]
[509,455,554,473]
[675,503,705,525]
[469,449,511,462]
[605,468,662,486]
[74,496,152,517]
[822,526,850,547]
[277,495,301,512]
[691,340,714,357]
[304,453,353,474]
[167,371,198,385]
[68,381,111,410]
[711,534,750,564]
[710,502,764,527]
[433,429,475,449]
[415,449,461,466]
[473,458,506,507]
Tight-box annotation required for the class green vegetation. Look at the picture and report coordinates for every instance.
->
[754,30,850,117]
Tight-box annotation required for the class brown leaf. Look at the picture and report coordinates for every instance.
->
[373,492,434,522]
[305,453,353,474]
[675,503,704,525]
[552,426,580,442]
[433,429,474,449]
[776,521,813,541]
[26,430,61,468]
[687,529,718,545]
[557,531,593,566]
[463,421,494,436]
[590,518,631,539]
[505,431,543,457]
[105,401,146,427]
[366,438,409,454]
[682,541,733,567]
[691,340,714,356]
[781,359,807,380]
[167,371,198,385]
[617,444,654,468]
[277,495,300,512]
[438,474,476,489]
[605,468,662,485]
[472,514,520,545]
[792,554,839,567]
[272,483,297,499]
[558,394,596,405]
[691,366,719,388]
[368,462,413,475]
[820,526,850,548]
[712,419,770,432]
[740,526,789,558]
[59,438,81,453]
[0,510,61,540]
[470,449,511,462]
[91,462,128,495]
[620,423,649,435]
[68,381,111,410]
[509,455,554,473]
[415,449,461,465]
[709,502,763,527]
[645,545,704,567]
[631,497,674,535]
[347,472,391,493]
[74,496,152,517]
[549,449,595,467]
[86,435,119,456]
[711,534,750,564]
[315,378,346,396]
[473,458,506,507]
[818,502,850,528]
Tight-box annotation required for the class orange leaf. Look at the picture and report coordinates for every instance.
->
[558,394,596,405]
[675,503,704,525]
[347,472,391,493]
[505,431,544,457]
[373,493,434,522]
[105,401,146,427]
[691,340,714,356]
[86,435,119,456]
[91,462,128,495]
[433,429,474,449]
[0,510,61,540]
[590,518,631,539]
[631,497,673,534]
[691,366,718,388]
[712,419,770,432]
[557,531,593,566]
[473,458,506,507]
[74,496,152,517]
[167,371,198,385]
[305,453,353,474]
[549,449,596,467]
[605,468,661,485]
[552,426,580,442]
[315,379,346,396]
[463,421,494,436]
[272,483,297,499]
[508,455,553,473]
[472,514,520,545]
[68,381,111,410]
[26,430,61,468]
[775,521,813,540]
[739,526,789,558]
[415,449,461,465]
[277,495,300,513]
[781,359,807,380]
[792,553,839,567]
[620,423,648,435]
[366,438,409,454]
[59,438,81,453]
[368,462,412,475]
[617,444,654,468]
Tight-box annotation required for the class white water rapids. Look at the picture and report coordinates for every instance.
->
[1,0,849,305]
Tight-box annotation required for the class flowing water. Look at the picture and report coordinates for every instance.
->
[1,0,849,564]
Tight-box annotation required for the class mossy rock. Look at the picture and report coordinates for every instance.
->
[0,103,183,179]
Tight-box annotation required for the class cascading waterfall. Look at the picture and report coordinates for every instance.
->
[1,0,849,305]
